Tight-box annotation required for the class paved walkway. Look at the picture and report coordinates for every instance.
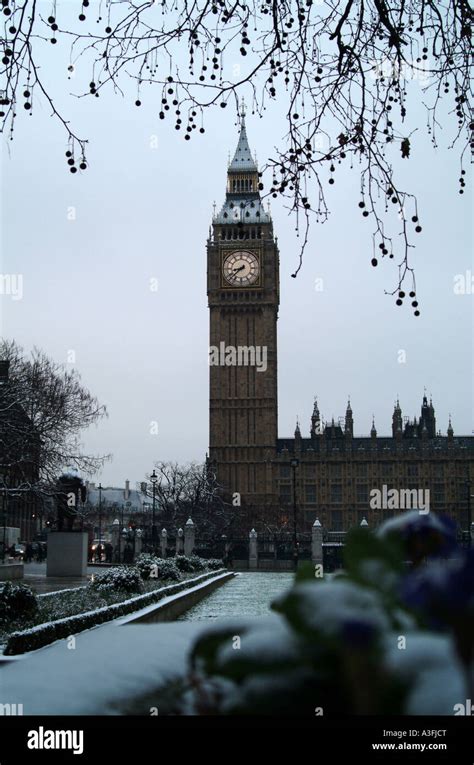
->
[22,561,98,594]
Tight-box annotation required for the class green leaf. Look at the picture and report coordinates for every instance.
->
[294,561,315,583]
[343,528,405,582]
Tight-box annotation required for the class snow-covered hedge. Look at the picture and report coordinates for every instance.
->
[136,554,223,580]
[135,555,181,581]
[179,512,473,715]
[175,555,206,573]
[89,566,144,594]
[4,569,226,655]
[205,559,225,571]
[0,582,38,625]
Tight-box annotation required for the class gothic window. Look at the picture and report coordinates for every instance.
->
[330,483,342,503]
[434,484,445,504]
[356,463,367,478]
[330,464,342,478]
[433,464,444,479]
[279,484,291,505]
[407,464,419,478]
[280,465,291,478]
[356,484,368,504]
[331,510,343,531]
[305,484,317,504]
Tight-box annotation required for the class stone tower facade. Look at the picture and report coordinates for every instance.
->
[207,119,474,538]
[207,111,279,521]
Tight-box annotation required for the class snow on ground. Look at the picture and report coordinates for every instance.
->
[0,571,295,715]
[381,632,468,715]
[0,613,283,715]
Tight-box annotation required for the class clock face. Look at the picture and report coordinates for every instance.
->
[223,250,260,287]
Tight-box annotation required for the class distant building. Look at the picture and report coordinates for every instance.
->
[85,480,148,520]
[275,395,473,533]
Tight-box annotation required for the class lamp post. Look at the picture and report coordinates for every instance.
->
[97,482,103,563]
[150,469,158,552]
[1,478,6,564]
[142,502,151,551]
[290,458,299,570]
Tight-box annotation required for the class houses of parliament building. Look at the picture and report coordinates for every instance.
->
[207,112,474,535]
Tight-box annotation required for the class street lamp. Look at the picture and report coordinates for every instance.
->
[290,458,299,570]
[1,478,6,564]
[150,469,158,552]
[142,502,150,550]
[97,482,103,563]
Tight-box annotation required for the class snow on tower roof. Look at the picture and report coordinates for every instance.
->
[228,107,258,173]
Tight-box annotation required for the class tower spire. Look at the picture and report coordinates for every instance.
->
[213,111,271,226]
[311,397,321,438]
[228,105,258,172]
[345,397,353,437]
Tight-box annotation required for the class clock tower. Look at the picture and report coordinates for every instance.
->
[207,109,279,523]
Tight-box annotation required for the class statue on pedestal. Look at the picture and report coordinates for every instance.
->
[55,471,86,531]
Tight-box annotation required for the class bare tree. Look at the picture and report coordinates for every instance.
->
[1,1,472,308]
[0,339,109,495]
[142,460,236,540]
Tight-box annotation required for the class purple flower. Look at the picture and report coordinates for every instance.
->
[378,511,458,564]
[400,549,474,629]
[341,618,378,648]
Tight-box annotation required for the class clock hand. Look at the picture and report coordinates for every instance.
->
[228,264,246,281]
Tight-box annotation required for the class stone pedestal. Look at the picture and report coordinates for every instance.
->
[46,532,88,577]
[249,528,258,570]
[311,519,323,567]
[135,532,143,558]
[184,518,195,556]
[111,522,120,562]
[0,563,23,580]
[160,529,167,558]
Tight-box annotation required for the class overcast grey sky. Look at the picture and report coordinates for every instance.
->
[1,3,472,487]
